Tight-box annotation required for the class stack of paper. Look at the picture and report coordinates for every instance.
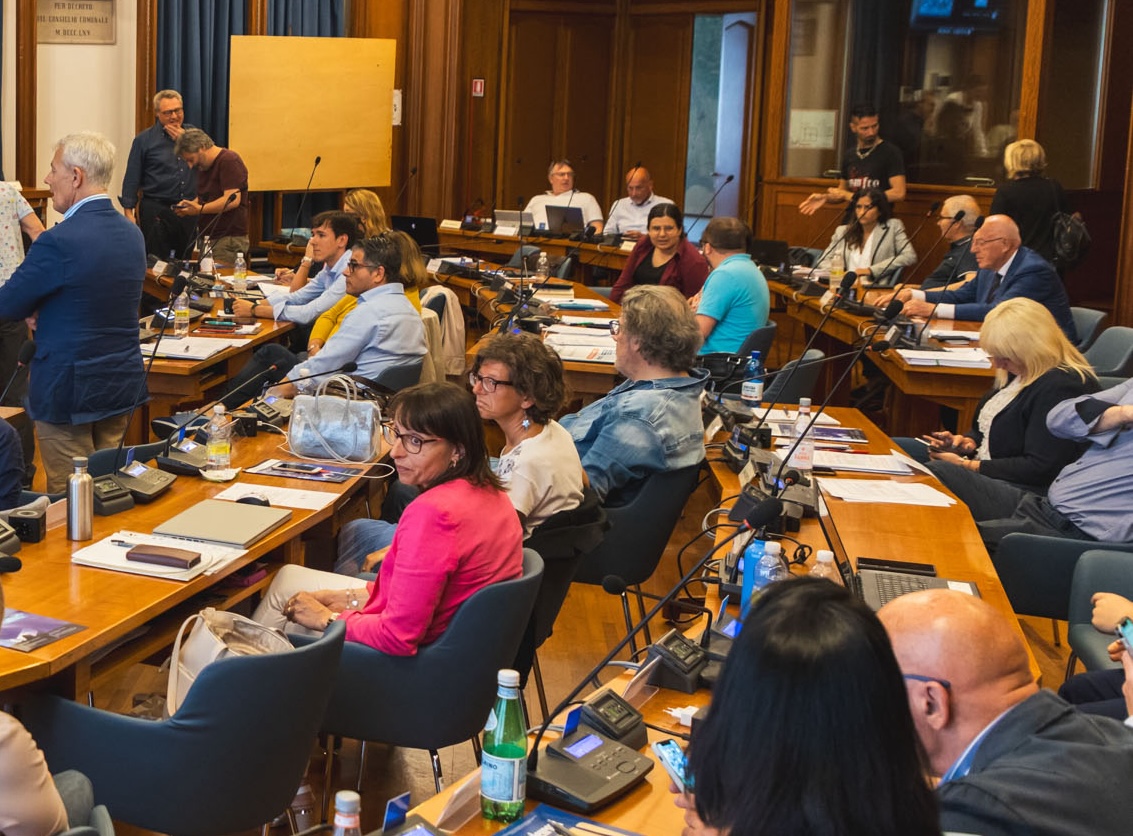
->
[818,478,956,506]
[544,324,616,348]
[897,347,991,368]
[142,336,248,360]
[547,344,616,364]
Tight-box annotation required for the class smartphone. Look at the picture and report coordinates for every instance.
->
[651,738,689,792]
[1115,616,1133,654]
[915,437,933,447]
[275,462,324,474]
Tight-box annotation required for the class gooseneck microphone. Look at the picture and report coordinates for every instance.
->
[869,200,941,287]
[686,174,736,241]
[394,166,419,210]
[0,340,35,404]
[799,209,850,282]
[278,155,322,244]
[193,191,240,265]
[909,214,982,346]
[527,497,784,779]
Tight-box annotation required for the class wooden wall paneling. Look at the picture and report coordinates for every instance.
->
[16,0,36,185]
[621,13,694,209]
[753,0,792,239]
[501,14,561,208]
[601,0,631,200]
[136,0,157,133]
[248,0,267,35]
[457,0,507,214]
[558,16,615,209]
[1113,90,1133,327]
[1016,0,1048,139]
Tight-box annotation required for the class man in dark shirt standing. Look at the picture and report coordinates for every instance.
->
[173,129,249,265]
[799,103,907,216]
[119,90,197,258]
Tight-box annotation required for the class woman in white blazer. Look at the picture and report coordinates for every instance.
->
[816,188,916,287]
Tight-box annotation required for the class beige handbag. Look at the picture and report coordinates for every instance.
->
[288,374,382,462]
[166,607,293,715]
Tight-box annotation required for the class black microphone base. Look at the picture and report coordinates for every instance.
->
[155,448,209,477]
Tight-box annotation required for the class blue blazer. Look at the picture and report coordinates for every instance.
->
[0,198,146,424]
[922,246,1077,342]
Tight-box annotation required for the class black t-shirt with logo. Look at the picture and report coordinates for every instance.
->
[840,141,906,196]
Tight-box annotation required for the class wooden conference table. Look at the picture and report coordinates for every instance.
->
[438,228,631,282]
[0,432,384,699]
[768,278,995,436]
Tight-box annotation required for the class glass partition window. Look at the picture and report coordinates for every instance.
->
[783,0,1029,188]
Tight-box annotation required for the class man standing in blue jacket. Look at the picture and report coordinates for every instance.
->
[0,132,146,492]
[882,214,1077,343]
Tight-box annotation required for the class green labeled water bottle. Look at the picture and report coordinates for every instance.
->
[480,668,527,822]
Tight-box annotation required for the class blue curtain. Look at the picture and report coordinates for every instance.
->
[156,0,248,146]
[265,0,345,236]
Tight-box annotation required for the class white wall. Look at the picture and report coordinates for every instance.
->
[3,3,137,225]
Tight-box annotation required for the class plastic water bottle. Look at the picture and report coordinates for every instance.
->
[206,405,233,471]
[829,252,845,284]
[66,457,93,541]
[199,236,214,275]
[788,397,815,479]
[809,549,842,585]
[751,541,788,599]
[481,668,526,823]
[535,251,549,283]
[330,790,362,836]
[739,537,765,617]
[232,252,247,293]
[740,350,765,407]
[173,288,191,337]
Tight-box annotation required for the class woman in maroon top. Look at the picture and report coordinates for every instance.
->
[609,204,710,303]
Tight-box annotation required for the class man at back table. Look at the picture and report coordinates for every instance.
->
[694,217,769,355]
[879,214,1077,343]
[0,132,146,493]
[523,159,604,235]
[799,103,907,216]
[119,89,197,258]
[879,589,1133,836]
[264,233,426,399]
[172,128,249,265]
[920,194,980,291]
[604,165,673,240]
[559,285,707,504]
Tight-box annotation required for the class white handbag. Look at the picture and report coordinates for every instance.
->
[288,374,382,462]
[166,607,293,716]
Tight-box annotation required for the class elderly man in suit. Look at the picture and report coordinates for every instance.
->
[0,132,146,492]
[879,214,1077,342]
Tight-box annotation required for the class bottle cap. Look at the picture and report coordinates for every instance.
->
[497,668,520,688]
[763,541,781,555]
[213,404,226,415]
[237,252,244,258]
[72,456,88,468]
[798,397,812,409]
[334,790,361,813]
[816,549,834,563]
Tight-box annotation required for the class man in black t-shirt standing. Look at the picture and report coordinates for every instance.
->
[800,103,907,216]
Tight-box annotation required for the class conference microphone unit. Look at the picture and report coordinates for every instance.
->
[686,174,736,241]
[275,155,322,244]
[526,497,783,813]
[0,340,35,404]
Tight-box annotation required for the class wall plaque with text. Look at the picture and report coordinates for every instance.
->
[37,0,116,45]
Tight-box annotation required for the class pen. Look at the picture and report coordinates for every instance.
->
[111,539,134,547]
[547,821,574,836]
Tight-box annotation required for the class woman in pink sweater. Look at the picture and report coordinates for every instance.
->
[253,382,524,656]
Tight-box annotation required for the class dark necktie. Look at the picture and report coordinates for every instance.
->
[986,272,1004,303]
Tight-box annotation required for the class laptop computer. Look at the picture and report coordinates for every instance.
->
[816,490,979,610]
[748,239,791,273]
[391,215,440,252]
[492,210,534,237]
[545,204,586,236]
[154,499,293,548]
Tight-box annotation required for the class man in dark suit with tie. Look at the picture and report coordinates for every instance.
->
[0,132,146,492]
[882,214,1077,343]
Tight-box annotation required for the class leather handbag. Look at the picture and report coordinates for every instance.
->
[288,374,382,462]
[166,607,293,716]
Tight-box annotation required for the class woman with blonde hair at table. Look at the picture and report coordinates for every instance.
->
[344,188,389,238]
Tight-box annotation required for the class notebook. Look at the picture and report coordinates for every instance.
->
[816,490,979,610]
[153,499,293,548]
[545,204,586,236]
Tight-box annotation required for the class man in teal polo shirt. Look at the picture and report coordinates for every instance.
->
[694,217,769,355]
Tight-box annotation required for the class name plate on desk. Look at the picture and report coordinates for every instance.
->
[438,219,462,231]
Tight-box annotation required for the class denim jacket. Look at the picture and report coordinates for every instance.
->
[560,368,708,505]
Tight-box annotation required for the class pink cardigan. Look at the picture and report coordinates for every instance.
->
[609,236,710,303]
[342,478,524,655]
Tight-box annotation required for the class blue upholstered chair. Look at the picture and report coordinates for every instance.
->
[22,622,346,836]
[1067,549,1133,677]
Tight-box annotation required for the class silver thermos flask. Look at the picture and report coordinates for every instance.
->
[67,456,93,541]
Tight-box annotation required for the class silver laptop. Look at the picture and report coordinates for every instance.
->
[493,210,534,235]
[545,204,585,235]
[154,499,293,548]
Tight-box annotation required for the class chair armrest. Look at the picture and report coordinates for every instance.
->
[992,533,1121,620]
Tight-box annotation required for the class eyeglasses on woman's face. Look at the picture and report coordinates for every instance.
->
[381,423,441,455]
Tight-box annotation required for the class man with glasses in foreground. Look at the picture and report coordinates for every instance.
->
[559,284,708,504]
[919,194,981,291]
[878,589,1133,835]
[879,214,1077,342]
[119,89,197,257]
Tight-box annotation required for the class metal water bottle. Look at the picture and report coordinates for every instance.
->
[66,457,93,541]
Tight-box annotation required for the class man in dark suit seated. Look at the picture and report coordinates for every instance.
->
[880,589,1133,836]
[880,214,1077,343]
[0,132,146,493]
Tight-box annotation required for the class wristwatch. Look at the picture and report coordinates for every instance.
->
[301,256,314,266]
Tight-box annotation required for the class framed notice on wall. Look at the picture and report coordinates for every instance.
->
[37,0,116,45]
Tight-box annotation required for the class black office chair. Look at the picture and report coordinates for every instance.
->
[517,489,609,719]
[1084,326,1133,377]
[555,255,576,279]
[506,245,540,271]
[764,348,825,404]
[1071,306,1108,351]
[572,462,704,655]
[423,291,446,327]
[696,321,778,387]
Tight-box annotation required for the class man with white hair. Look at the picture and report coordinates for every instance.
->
[0,132,146,492]
[920,194,980,291]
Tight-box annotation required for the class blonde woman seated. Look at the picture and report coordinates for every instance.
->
[344,188,390,238]
[920,297,1098,509]
[253,382,523,655]
[815,188,915,288]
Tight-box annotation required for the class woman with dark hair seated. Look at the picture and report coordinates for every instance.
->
[469,332,585,536]
[609,204,710,303]
[815,187,915,287]
[252,382,523,656]
[675,577,940,836]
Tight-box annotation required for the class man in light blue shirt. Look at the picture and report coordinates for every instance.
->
[695,217,769,355]
[559,285,706,505]
[266,233,426,398]
[232,210,357,326]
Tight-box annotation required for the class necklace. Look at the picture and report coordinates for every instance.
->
[855,142,879,160]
